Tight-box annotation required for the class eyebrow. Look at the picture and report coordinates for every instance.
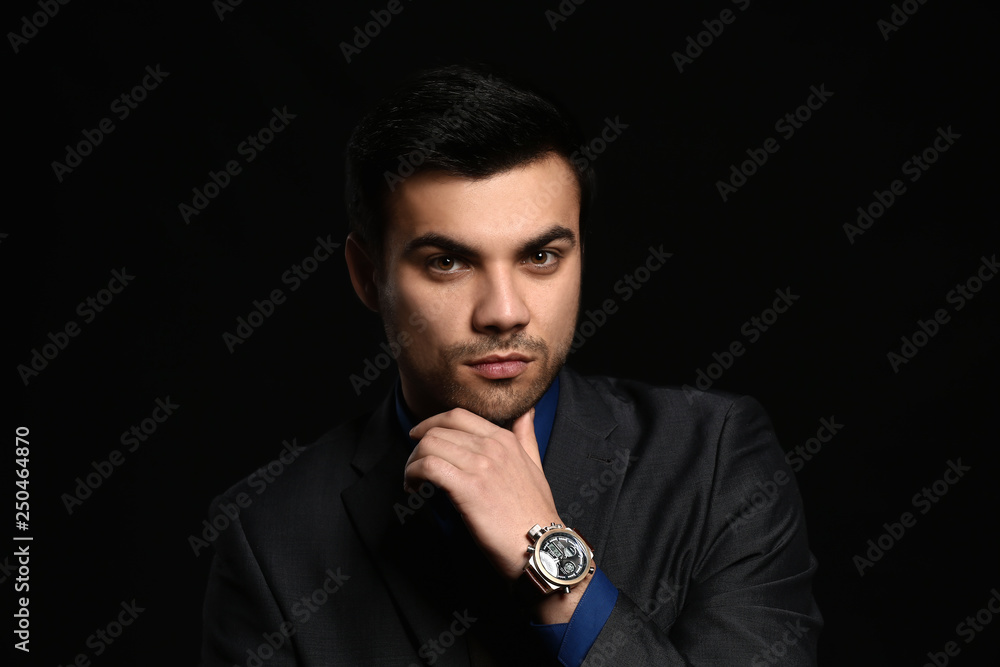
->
[402,224,577,258]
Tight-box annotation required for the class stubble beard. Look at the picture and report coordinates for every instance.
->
[438,331,567,427]
[388,323,572,428]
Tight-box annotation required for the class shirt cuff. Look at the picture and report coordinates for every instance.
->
[528,567,618,667]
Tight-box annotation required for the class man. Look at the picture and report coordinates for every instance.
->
[200,64,822,666]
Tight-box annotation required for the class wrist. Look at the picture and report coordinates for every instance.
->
[531,569,591,623]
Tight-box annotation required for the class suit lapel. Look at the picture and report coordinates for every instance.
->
[544,367,626,562]
[340,391,471,667]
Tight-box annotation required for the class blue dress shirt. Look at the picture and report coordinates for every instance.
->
[395,376,618,666]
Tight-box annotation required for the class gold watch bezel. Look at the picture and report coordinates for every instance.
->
[529,527,593,588]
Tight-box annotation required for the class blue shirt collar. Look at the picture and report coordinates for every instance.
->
[394,374,561,462]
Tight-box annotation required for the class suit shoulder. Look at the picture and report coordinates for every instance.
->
[568,371,787,499]
[578,371,766,425]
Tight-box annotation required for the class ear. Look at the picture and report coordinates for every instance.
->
[345,232,380,313]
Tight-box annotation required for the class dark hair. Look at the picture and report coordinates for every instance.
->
[344,63,595,269]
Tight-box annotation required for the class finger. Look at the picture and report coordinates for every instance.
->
[512,407,542,469]
[403,453,461,495]
[410,426,469,449]
[410,407,498,440]
[404,431,482,473]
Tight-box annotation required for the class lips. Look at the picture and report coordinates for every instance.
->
[466,354,531,380]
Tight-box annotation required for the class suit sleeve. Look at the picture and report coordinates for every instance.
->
[200,494,299,667]
[582,396,822,666]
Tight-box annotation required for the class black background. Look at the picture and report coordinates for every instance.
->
[6,0,999,665]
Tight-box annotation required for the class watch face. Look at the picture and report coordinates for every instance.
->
[537,532,588,582]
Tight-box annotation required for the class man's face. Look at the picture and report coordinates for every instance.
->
[376,153,582,427]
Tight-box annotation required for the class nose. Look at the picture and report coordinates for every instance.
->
[471,265,530,336]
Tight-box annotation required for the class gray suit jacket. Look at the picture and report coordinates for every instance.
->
[200,366,822,665]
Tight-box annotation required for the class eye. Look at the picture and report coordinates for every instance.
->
[428,256,466,273]
[526,250,559,268]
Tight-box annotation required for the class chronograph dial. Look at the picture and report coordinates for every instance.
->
[522,523,595,595]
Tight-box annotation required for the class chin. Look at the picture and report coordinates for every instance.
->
[446,373,550,428]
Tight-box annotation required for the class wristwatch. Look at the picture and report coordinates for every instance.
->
[522,522,595,595]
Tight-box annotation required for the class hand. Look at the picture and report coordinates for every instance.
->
[405,407,560,580]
